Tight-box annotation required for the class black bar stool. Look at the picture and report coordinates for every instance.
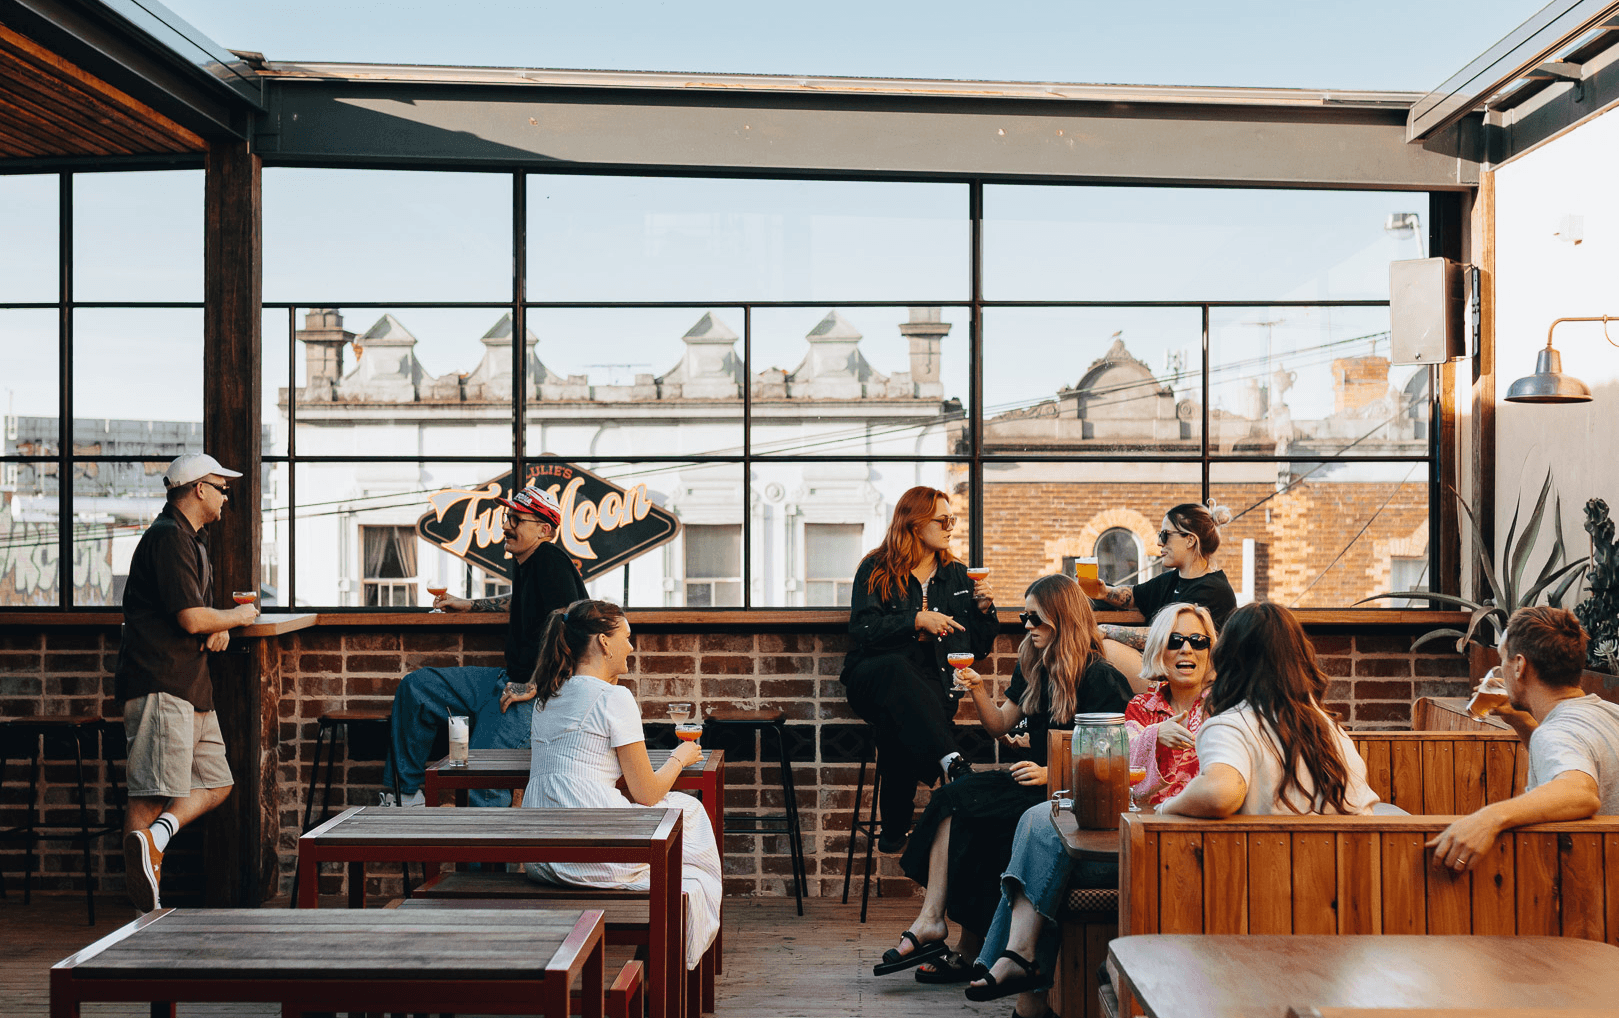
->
[0,715,122,925]
[702,707,807,916]
[840,727,883,923]
[290,708,407,905]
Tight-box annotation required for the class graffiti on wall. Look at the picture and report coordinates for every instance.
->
[0,510,115,606]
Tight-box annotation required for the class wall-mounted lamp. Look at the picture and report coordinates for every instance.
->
[1504,315,1618,404]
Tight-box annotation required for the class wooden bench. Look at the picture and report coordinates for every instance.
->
[410,869,717,1015]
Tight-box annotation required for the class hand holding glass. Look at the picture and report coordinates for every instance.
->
[232,591,256,605]
[426,584,449,612]
[947,652,976,691]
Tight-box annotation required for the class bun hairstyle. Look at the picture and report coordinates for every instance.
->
[530,599,627,706]
[1165,500,1232,560]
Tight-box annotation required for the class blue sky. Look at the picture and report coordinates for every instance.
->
[167,0,1550,92]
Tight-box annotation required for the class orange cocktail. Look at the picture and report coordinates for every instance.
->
[232,591,256,605]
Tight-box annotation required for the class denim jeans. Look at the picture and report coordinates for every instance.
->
[382,666,534,807]
[976,801,1118,984]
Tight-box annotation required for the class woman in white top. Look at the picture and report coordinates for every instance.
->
[514,599,721,969]
[1159,601,1379,817]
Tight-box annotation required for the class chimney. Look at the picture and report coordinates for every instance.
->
[296,308,354,400]
[1331,355,1391,414]
[898,307,949,387]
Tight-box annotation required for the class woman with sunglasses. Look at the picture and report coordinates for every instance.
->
[1125,603,1217,808]
[1158,601,1378,817]
[1093,501,1238,675]
[842,486,999,856]
[876,574,1131,983]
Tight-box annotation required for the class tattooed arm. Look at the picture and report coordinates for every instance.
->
[1098,624,1148,651]
[469,595,512,612]
[1096,583,1136,610]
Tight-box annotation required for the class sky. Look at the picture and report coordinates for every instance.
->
[165,0,1549,93]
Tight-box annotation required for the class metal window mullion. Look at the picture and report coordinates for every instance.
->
[58,172,72,611]
[742,305,752,608]
[968,180,984,565]
[286,305,297,609]
[1201,304,1211,504]
[513,171,527,487]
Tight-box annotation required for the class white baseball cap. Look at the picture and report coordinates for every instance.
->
[164,453,243,489]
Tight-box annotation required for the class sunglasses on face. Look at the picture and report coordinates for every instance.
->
[928,515,959,529]
[1157,529,1189,545]
[1019,611,1048,628]
[1166,632,1211,651]
[199,481,229,497]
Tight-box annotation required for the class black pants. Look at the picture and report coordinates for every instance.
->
[843,652,961,838]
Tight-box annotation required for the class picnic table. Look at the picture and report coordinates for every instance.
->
[49,906,605,1017]
[296,805,684,1018]
[1109,935,1619,1018]
[424,747,726,834]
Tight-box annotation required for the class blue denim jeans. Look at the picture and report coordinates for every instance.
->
[976,801,1118,984]
[382,666,534,806]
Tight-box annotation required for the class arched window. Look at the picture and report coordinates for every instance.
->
[1095,527,1143,586]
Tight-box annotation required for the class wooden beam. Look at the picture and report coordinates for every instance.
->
[0,43,191,153]
[1469,170,1498,603]
[200,137,263,907]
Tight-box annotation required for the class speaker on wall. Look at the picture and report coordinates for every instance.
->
[1390,257,1466,365]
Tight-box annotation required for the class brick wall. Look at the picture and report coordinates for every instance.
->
[1,619,1471,904]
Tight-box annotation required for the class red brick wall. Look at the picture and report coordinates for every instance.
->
[1,619,1470,904]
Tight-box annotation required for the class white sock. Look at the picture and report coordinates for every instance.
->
[150,813,179,852]
[939,752,962,777]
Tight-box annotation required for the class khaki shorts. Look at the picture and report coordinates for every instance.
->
[124,693,233,801]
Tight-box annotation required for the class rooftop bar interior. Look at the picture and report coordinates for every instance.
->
[5,1,1619,1016]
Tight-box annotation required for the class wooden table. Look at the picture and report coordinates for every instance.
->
[297,805,683,1018]
[49,906,605,1018]
[1050,799,1135,860]
[1109,935,1619,1018]
[424,747,726,835]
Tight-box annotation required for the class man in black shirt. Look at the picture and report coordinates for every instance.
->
[118,453,260,912]
[383,486,587,806]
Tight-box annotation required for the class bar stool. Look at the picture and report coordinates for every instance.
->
[840,727,883,923]
[290,708,406,905]
[0,715,122,925]
[701,706,807,916]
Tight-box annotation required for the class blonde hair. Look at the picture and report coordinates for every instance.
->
[1016,573,1104,726]
[1138,602,1218,683]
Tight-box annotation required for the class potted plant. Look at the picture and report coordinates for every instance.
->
[1575,498,1619,701]
[1359,470,1589,671]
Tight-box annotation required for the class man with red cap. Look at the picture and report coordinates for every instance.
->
[383,485,587,806]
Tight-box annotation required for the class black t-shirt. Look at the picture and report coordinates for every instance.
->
[1129,568,1237,631]
[505,541,589,683]
[115,505,214,709]
[1005,657,1133,761]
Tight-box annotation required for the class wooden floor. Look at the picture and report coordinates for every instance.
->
[2,894,1009,1018]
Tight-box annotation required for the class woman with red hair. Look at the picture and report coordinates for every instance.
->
[840,486,999,855]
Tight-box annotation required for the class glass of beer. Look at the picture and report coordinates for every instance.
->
[947,652,976,692]
[1467,667,1509,720]
[232,590,256,605]
[1073,557,1102,596]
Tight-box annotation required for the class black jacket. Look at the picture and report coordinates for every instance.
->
[506,542,589,683]
[840,556,999,689]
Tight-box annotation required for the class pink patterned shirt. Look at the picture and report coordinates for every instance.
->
[1125,683,1208,807]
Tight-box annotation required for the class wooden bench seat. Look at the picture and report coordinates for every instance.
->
[409,870,716,1015]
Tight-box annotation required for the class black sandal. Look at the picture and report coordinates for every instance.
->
[874,930,949,976]
[915,951,974,984]
[964,950,1045,1002]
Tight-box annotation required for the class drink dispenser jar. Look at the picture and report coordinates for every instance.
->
[1070,712,1130,829]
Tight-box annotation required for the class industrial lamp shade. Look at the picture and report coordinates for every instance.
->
[1504,344,1593,404]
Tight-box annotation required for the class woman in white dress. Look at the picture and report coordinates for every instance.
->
[508,599,720,969]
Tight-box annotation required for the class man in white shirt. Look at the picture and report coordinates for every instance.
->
[1428,606,1619,872]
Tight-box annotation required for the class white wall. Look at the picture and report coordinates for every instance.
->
[1494,105,1619,591]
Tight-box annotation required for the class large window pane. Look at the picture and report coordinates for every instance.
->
[524,308,744,459]
[1210,460,1429,609]
[984,185,1428,301]
[263,307,292,457]
[981,461,1202,602]
[751,306,966,458]
[289,461,507,608]
[73,171,202,302]
[983,307,1202,457]
[753,460,959,607]
[287,306,516,457]
[1,310,59,418]
[71,459,176,606]
[527,175,968,301]
[0,454,61,606]
[1208,307,1427,458]
[73,309,203,447]
[264,169,512,302]
[0,174,57,302]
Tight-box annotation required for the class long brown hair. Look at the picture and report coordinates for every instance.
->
[1206,601,1353,814]
[862,486,955,603]
[1016,573,1104,725]
[530,599,627,706]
